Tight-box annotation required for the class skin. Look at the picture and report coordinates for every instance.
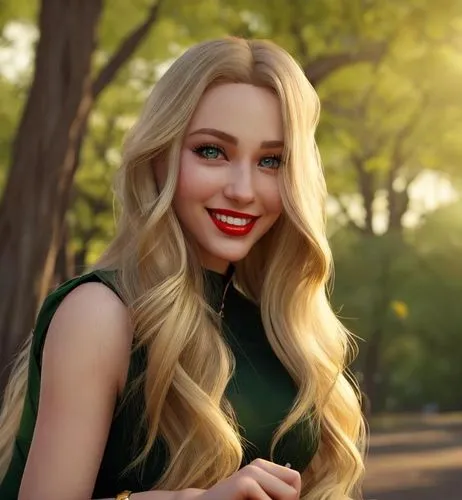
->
[175,83,284,273]
[18,84,299,499]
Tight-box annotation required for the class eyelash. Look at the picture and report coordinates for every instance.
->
[192,143,282,169]
[192,143,226,159]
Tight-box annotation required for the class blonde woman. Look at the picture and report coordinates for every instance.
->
[0,38,366,500]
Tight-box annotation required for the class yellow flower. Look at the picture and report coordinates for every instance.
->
[391,300,409,319]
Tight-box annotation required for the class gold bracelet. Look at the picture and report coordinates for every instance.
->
[116,491,132,500]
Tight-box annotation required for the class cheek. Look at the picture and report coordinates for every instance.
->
[174,152,199,204]
[174,151,217,207]
[261,177,283,215]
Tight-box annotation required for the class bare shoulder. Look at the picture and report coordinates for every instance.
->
[44,280,133,394]
[19,281,134,499]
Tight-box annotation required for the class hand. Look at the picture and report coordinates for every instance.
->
[190,458,301,500]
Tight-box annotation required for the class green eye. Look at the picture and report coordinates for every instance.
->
[202,146,219,159]
[259,156,281,169]
[193,145,223,160]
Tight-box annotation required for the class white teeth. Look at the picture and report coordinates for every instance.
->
[212,212,252,226]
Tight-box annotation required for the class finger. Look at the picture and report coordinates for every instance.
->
[250,459,301,495]
[241,480,272,500]
[244,465,298,500]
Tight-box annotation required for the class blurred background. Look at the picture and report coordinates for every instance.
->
[0,0,461,498]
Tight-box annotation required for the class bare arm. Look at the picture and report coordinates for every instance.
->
[18,282,205,500]
[18,282,134,500]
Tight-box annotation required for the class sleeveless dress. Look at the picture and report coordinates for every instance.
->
[0,268,319,499]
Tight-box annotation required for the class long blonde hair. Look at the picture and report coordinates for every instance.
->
[0,38,366,499]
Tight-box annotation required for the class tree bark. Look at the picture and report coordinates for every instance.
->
[54,219,76,286]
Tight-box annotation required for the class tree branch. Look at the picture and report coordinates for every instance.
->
[304,43,387,86]
[92,0,164,98]
[91,115,118,166]
[352,155,376,234]
[387,94,431,230]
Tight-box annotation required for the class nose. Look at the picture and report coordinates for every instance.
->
[223,163,256,206]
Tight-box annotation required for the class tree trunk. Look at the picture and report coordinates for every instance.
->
[354,157,376,234]
[54,219,76,286]
[361,234,394,413]
[0,0,103,391]
[363,327,384,413]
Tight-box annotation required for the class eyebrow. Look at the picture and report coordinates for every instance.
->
[188,127,284,149]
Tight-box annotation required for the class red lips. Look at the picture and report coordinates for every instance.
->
[207,209,258,237]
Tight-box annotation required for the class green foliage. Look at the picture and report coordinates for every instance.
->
[0,76,26,192]
[317,0,462,204]
[71,71,146,267]
[0,0,37,31]
[332,200,462,410]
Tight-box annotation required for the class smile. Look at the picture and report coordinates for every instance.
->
[207,209,258,236]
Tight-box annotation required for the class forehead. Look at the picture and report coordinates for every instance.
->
[187,83,284,143]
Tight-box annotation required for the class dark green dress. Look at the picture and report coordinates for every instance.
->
[0,269,319,499]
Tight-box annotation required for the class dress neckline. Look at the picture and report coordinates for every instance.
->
[203,264,235,282]
[202,264,235,314]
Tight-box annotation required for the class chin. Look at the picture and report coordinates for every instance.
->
[208,244,253,265]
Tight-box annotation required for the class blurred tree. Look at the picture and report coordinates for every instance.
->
[0,0,166,393]
[0,0,36,30]
[331,199,462,412]
[0,78,24,188]
[322,0,462,409]
[393,200,462,410]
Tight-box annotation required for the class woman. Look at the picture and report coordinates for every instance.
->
[0,37,366,499]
